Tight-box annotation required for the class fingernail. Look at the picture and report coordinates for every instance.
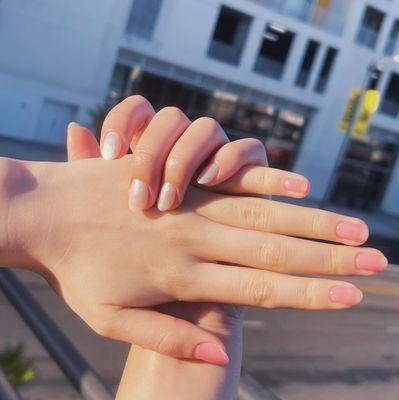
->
[283,178,310,194]
[157,182,177,212]
[68,122,79,130]
[101,131,122,160]
[197,163,220,185]
[128,179,150,211]
[194,343,229,365]
[355,252,388,272]
[329,286,363,306]
[336,221,369,243]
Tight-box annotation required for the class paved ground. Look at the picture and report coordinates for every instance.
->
[0,266,398,399]
[243,265,399,400]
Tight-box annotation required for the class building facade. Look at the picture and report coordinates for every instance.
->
[0,0,399,215]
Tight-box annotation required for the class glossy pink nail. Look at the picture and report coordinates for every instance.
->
[128,179,150,211]
[193,343,229,365]
[101,131,122,160]
[355,252,388,272]
[283,178,310,194]
[157,182,177,212]
[336,221,369,243]
[197,163,219,185]
[329,286,363,306]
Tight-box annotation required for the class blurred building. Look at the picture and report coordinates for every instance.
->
[0,0,399,215]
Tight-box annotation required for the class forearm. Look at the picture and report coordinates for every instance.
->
[116,329,243,400]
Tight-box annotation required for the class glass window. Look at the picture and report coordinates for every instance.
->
[355,6,385,49]
[126,0,162,40]
[384,20,399,56]
[208,6,252,65]
[254,23,295,79]
[380,72,399,117]
[314,47,337,93]
[332,139,398,210]
[295,39,320,87]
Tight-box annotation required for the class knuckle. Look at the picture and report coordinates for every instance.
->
[243,276,275,308]
[193,116,221,133]
[158,106,187,123]
[153,319,180,355]
[302,280,320,309]
[257,240,286,270]
[310,213,326,238]
[123,94,150,108]
[326,246,345,275]
[159,263,194,299]
[240,200,272,230]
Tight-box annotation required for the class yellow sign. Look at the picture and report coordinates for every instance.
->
[339,88,361,133]
[353,90,381,139]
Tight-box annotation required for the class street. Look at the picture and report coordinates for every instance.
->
[243,265,399,399]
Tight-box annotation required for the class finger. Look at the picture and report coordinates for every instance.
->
[128,107,191,210]
[197,138,267,187]
[158,117,228,211]
[199,224,387,276]
[211,165,311,198]
[67,122,101,161]
[100,95,155,160]
[194,194,370,246]
[182,263,364,310]
[101,307,229,365]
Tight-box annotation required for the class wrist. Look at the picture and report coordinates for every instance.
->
[0,158,56,273]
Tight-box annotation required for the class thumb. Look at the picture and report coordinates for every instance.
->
[67,122,101,161]
[105,307,230,365]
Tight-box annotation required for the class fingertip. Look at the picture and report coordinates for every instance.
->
[197,162,220,186]
[157,182,178,212]
[193,342,230,365]
[283,177,311,197]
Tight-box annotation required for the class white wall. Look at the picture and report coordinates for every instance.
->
[0,0,129,143]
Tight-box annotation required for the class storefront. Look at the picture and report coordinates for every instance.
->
[331,130,399,210]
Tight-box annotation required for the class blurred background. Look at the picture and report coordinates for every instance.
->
[0,1,399,399]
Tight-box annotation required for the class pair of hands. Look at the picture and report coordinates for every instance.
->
[40,95,385,366]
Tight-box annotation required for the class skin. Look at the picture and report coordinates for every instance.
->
[99,96,310,212]
[0,153,387,365]
[66,98,387,399]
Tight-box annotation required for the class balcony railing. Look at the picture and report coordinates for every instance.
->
[0,269,113,400]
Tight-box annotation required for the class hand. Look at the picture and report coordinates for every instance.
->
[97,96,310,212]
[43,119,388,366]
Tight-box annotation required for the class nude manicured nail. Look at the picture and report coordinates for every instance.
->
[197,163,220,185]
[68,121,79,130]
[283,178,310,194]
[129,179,149,211]
[157,182,177,212]
[336,221,369,243]
[194,343,229,365]
[355,252,388,272]
[101,131,122,160]
[329,286,363,306]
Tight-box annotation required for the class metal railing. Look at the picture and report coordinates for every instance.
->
[0,269,113,400]
[0,368,22,400]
